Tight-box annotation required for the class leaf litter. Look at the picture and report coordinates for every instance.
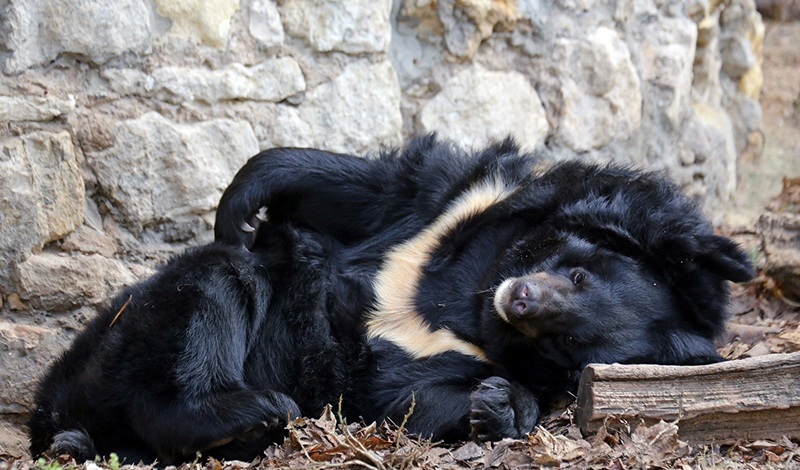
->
[6,400,798,470]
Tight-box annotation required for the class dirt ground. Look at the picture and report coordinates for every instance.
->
[2,20,799,470]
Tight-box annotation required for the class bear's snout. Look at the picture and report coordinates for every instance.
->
[511,281,541,318]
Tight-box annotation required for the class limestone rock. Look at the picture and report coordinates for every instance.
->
[249,0,284,47]
[0,421,28,458]
[717,0,765,152]
[88,112,258,231]
[16,253,137,311]
[0,322,51,352]
[105,58,305,104]
[686,0,710,21]
[679,103,738,203]
[100,68,156,96]
[402,0,518,59]
[693,15,723,106]
[281,0,392,54]
[518,0,551,29]
[0,321,66,415]
[60,225,118,257]
[258,60,402,153]
[1,0,153,74]
[636,16,698,127]
[0,95,76,122]
[0,132,84,290]
[151,59,305,103]
[155,0,240,47]
[440,0,518,59]
[721,36,756,79]
[418,64,549,150]
[618,2,738,214]
[6,294,27,311]
[550,27,642,152]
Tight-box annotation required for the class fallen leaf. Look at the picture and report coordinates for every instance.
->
[620,421,690,467]
[451,441,484,462]
[528,426,590,462]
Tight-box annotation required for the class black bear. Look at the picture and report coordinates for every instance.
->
[30,135,753,463]
[216,135,754,441]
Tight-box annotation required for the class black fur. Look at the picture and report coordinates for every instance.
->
[30,135,754,462]
[28,228,369,464]
[216,135,753,440]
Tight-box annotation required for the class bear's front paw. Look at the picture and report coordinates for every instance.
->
[259,390,301,427]
[469,376,539,442]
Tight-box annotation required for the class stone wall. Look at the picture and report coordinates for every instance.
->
[0,0,764,455]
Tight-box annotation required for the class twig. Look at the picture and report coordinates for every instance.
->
[389,393,422,470]
[288,460,381,470]
[336,397,386,470]
[109,295,132,328]
[287,419,314,462]
[775,287,800,308]
[397,392,415,434]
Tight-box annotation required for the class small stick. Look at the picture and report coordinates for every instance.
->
[109,295,132,328]
[397,392,415,434]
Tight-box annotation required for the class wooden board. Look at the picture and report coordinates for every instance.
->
[575,351,800,443]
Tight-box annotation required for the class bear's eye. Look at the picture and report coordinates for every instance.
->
[570,269,587,285]
[560,334,575,347]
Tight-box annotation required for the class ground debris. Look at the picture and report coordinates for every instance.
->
[15,408,800,470]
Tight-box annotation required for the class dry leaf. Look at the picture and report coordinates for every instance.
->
[451,441,484,462]
[528,426,590,462]
[621,421,690,467]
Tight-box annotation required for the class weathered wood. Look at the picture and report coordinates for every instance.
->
[575,351,800,443]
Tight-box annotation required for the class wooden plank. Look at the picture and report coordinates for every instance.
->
[575,351,800,443]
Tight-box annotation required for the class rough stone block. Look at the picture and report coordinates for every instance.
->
[249,0,285,47]
[16,253,137,311]
[550,27,642,152]
[104,58,305,103]
[60,225,118,258]
[2,0,153,74]
[402,0,518,59]
[88,112,258,231]
[155,0,240,47]
[258,59,402,153]
[0,95,76,122]
[680,103,737,202]
[155,58,304,103]
[0,420,28,458]
[0,132,84,290]
[637,16,697,127]
[0,321,65,414]
[282,0,392,54]
[721,36,756,79]
[6,294,28,311]
[418,64,549,150]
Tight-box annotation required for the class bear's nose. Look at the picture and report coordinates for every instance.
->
[511,281,540,317]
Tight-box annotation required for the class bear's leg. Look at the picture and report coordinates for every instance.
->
[216,147,398,247]
[366,346,493,441]
[128,388,300,462]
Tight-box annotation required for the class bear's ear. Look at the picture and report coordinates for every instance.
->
[695,234,755,283]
